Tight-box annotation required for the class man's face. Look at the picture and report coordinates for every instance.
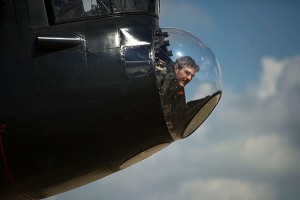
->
[175,65,196,88]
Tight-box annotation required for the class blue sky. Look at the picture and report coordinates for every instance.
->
[47,1,300,200]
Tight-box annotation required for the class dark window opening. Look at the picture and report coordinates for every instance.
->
[49,0,158,23]
[124,46,152,79]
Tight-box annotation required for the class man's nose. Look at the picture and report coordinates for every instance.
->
[186,75,192,81]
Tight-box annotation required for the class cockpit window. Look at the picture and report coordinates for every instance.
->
[123,45,151,79]
[50,0,158,23]
[155,28,222,140]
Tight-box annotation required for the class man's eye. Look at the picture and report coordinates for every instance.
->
[184,70,195,78]
[185,70,192,76]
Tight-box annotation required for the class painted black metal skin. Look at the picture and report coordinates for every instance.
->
[0,0,172,199]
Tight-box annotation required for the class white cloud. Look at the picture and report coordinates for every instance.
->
[240,134,300,176]
[179,178,276,200]
[203,54,300,170]
[257,57,284,99]
[141,178,276,200]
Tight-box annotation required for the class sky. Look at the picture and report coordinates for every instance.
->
[47,1,300,200]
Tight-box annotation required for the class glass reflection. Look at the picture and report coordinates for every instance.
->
[51,0,155,23]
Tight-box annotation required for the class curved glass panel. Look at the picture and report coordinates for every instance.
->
[51,0,157,23]
[123,45,152,78]
[155,28,222,140]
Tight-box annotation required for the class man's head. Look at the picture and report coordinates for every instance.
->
[174,56,199,88]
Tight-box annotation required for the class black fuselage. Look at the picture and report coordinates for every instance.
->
[0,1,172,199]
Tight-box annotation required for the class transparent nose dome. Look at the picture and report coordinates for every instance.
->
[155,28,222,140]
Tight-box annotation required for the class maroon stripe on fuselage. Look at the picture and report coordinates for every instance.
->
[0,124,22,194]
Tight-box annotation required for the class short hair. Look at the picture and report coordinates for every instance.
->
[174,56,200,72]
